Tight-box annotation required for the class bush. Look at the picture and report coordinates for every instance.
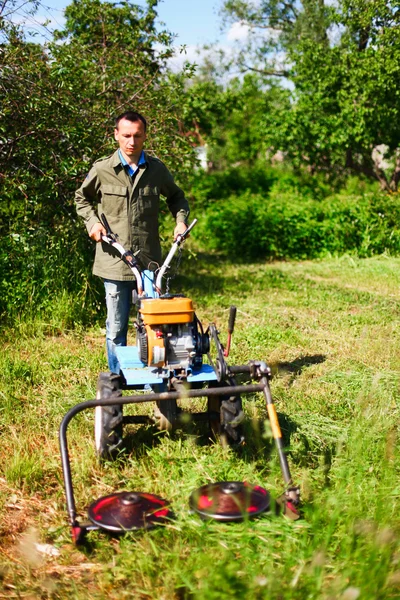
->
[187,163,279,210]
[3,161,397,325]
[0,220,103,327]
[187,163,344,211]
[194,189,400,261]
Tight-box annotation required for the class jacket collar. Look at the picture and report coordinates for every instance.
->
[111,149,149,170]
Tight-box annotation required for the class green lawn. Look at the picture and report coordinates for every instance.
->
[1,254,400,599]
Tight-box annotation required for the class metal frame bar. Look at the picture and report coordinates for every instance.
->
[59,365,295,539]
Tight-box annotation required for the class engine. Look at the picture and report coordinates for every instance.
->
[136,297,209,372]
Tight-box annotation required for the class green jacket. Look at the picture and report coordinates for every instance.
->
[75,150,190,280]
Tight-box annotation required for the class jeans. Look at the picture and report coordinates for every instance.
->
[103,279,136,374]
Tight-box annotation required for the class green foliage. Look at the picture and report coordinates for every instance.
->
[0,0,197,323]
[269,30,400,185]
[221,0,400,189]
[184,74,288,169]
[194,173,400,260]
[0,219,102,325]
[187,161,279,208]
[208,76,287,168]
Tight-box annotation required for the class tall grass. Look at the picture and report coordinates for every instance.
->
[1,254,400,598]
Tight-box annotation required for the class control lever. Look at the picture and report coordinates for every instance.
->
[224,305,237,357]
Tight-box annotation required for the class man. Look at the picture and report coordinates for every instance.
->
[75,110,189,373]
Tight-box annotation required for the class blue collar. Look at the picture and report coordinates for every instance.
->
[118,149,146,177]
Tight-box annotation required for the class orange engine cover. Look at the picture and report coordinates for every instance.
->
[145,325,166,367]
[140,297,194,326]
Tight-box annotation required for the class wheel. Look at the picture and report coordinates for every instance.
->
[208,395,222,439]
[208,378,244,444]
[153,399,178,432]
[95,372,123,459]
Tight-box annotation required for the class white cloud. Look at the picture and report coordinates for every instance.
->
[155,43,209,73]
[227,21,251,42]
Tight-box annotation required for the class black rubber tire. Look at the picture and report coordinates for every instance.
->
[153,399,178,432]
[208,395,222,439]
[95,372,123,459]
[208,378,244,444]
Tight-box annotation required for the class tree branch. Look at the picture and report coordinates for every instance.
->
[389,151,400,192]
[241,61,289,77]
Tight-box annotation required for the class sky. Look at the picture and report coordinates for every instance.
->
[153,0,224,46]
[20,0,234,48]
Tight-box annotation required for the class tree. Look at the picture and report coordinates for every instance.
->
[221,0,329,77]
[181,73,289,170]
[0,0,196,236]
[221,0,400,190]
[0,0,196,320]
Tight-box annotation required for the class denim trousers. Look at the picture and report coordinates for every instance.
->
[103,279,136,373]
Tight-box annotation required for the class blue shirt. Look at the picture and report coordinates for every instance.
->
[118,149,146,177]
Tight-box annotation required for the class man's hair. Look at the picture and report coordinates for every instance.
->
[115,111,147,131]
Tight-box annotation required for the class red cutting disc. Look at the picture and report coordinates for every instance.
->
[189,481,270,521]
[88,491,173,532]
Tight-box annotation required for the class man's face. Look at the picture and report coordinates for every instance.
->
[114,118,146,160]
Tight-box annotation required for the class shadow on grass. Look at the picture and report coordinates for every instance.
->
[278,410,335,483]
[121,423,164,457]
[173,272,232,297]
[273,354,326,376]
[118,414,216,461]
[237,412,298,468]
[112,353,330,481]
[237,419,275,467]
[238,410,334,491]
[168,250,303,299]
[169,251,272,296]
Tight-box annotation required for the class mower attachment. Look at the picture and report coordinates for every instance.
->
[87,491,173,532]
[59,360,300,543]
[189,481,270,521]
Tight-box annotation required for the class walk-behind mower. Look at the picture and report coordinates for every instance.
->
[59,217,300,543]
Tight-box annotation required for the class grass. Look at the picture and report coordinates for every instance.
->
[1,253,400,599]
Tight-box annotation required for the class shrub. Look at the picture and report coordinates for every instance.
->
[188,163,342,211]
[194,189,400,260]
[0,220,103,327]
[187,163,279,209]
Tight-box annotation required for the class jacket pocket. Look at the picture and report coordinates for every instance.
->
[140,186,159,196]
[101,185,128,217]
[137,192,159,217]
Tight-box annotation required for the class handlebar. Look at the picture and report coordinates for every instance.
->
[99,214,196,297]
[155,219,197,293]
[100,213,113,238]
[100,213,143,294]
[175,218,197,245]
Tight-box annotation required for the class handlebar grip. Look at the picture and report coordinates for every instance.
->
[180,218,197,241]
[228,306,237,334]
[185,218,197,235]
[100,213,112,235]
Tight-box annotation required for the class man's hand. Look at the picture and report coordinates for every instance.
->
[174,222,188,240]
[89,222,107,242]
